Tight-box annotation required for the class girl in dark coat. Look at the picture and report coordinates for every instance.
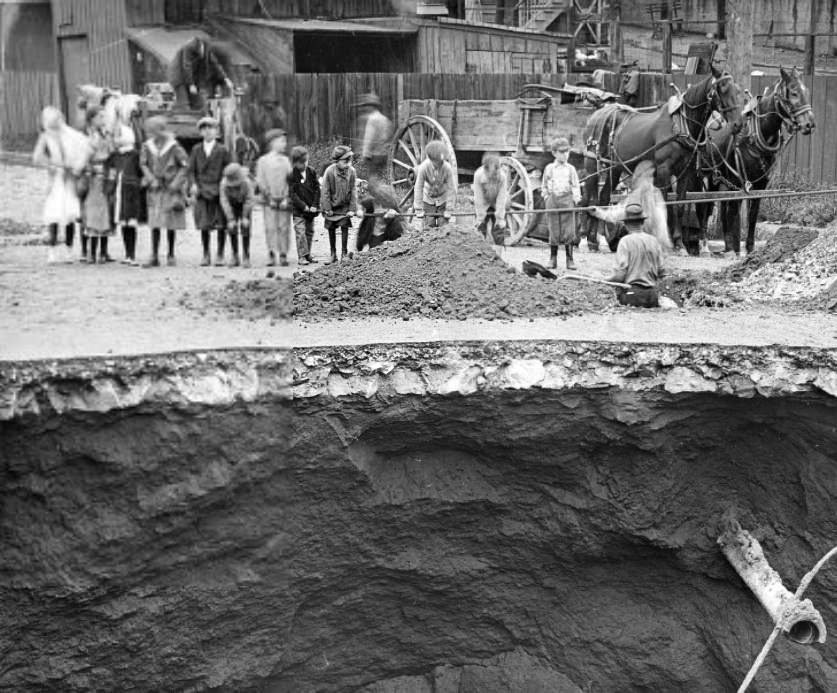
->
[189,116,231,266]
[106,125,147,264]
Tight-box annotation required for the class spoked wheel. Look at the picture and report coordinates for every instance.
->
[389,115,458,211]
[501,156,535,245]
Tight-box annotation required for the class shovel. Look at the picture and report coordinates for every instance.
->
[563,273,631,289]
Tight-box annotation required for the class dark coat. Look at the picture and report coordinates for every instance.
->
[189,142,231,229]
[106,149,148,224]
[356,196,404,251]
[167,38,232,91]
[289,165,321,218]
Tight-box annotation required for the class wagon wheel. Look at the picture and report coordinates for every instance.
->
[389,115,458,211]
[500,156,535,245]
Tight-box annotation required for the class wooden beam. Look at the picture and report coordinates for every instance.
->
[805,0,818,75]
[726,0,753,91]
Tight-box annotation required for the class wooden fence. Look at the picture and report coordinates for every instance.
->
[0,71,61,145]
[245,71,837,184]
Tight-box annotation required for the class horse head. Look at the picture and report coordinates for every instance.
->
[708,66,744,135]
[777,66,815,135]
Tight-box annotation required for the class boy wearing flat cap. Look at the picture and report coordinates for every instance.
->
[220,163,255,267]
[255,128,293,267]
[320,145,359,263]
[189,116,231,266]
[542,136,581,270]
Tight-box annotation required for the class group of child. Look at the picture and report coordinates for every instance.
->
[34,106,369,268]
[36,100,591,271]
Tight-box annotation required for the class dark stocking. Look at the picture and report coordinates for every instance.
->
[341,226,349,255]
[151,228,161,257]
[89,237,99,262]
[100,237,109,260]
[167,229,176,257]
[228,231,239,256]
[47,223,58,246]
[328,227,337,253]
[241,232,251,258]
[216,228,226,256]
[201,229,211,255]
[65,223,75,248]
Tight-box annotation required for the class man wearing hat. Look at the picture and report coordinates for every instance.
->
[189,115,232,266]
[168,37,234,110]
[355,93,392,182]
[320,145,359,263]
[605,202,667,308]
[255,128,293,267]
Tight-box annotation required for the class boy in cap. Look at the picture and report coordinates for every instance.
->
[605,202,667,308]
[220,163,255,267]
[189,115,231,266]
[140,115,189,267]
[542,136,581,270]
[413,140,456,229]
[255,128,293,267]
[320,145,358,263]
[289,145,321,265]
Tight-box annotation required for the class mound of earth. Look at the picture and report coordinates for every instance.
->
[0,218,43,246]
[292,225,612,321]
[680,225,835,310]
[183,278,294,321]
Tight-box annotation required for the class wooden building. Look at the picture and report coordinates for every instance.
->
[1,0,55,71]
[50,0,565,112]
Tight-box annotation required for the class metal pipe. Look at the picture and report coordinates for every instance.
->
[718,524,826,646]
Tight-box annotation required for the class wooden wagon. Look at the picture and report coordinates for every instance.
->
[141,82,259,168]
[388,83,617,242]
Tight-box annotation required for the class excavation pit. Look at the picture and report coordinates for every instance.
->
[2,341,837,692]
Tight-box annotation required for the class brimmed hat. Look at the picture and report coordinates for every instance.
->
[223,162,246,183]
[354,92,381,109]
[332,145,353,161]
[553,137,570,151]
[624,202,646,223]
[197,116,219,129]
[264,128,286,145]
[145,115,169,137]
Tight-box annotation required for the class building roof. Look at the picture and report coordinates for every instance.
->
[222,16,418,35]
[124,26,256,66]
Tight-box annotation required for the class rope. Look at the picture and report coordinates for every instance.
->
[738,545,837,693]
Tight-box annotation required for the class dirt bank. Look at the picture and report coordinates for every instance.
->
[2,344,837,691]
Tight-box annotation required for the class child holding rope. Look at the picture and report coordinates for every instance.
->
[32,106,88,264]
[473,151,509,244]
[542,137,581,270]
[219,163,255,267]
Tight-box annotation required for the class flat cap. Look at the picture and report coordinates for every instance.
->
[264,128,286,145]
[197,116,219,129]
[331,144,353,161]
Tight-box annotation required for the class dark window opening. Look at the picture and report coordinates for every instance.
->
[294,33,415,72]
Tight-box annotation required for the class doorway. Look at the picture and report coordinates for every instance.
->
[58,35,90,119]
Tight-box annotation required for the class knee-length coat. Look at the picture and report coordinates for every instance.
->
[140,136,189,230]
[189,141,231,229]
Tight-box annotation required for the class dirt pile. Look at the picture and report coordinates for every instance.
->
[681,226,835,309]
[292,224,612,321]
[184,277,294,321]
[0,218,43,246]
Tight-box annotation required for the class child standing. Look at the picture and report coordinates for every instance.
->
[189,116,231,266]
[82,106,115,264]
[140,115,189,267]
[106,124,147,265]
[542,137,581,270]
[219,163,255,267]
[320,145,358,263]
[473,151,509,244]
[289,145,321,265]
[32,106,87,264]
[413,140,456,229]
[255,128,293,267]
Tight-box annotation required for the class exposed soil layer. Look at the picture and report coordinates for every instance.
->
[282,224,614,321]
[2,345,837,692]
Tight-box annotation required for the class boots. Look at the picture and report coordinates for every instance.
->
[565,244,577,271]
[547,245,558,269]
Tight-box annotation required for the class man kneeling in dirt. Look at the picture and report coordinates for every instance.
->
[606,203,667,308]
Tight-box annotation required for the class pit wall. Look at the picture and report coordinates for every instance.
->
[2,342,837,692]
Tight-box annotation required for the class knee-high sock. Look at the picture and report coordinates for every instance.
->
[228,231,239,256]
[328,227,336,253]
[65,223,75,248]
[216,228,226,256]
[100,237,109,258]
[201,229,211,255]
[167,229,176,257]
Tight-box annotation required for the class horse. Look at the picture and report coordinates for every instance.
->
[76,84,147,145]
[693,66,815,255]
[582,66,744,250]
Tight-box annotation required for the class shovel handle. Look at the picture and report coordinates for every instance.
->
[563,274,632,289]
